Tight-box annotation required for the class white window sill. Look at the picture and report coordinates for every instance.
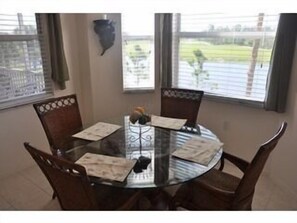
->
[204,94,264,109]
[123,88,155,94]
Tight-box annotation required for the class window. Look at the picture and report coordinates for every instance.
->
[121,13,155,91]
[172,13,279,104]
[0,13,52,109]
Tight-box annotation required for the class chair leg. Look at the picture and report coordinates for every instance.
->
[168,196,179,210]
[168,201,177,210]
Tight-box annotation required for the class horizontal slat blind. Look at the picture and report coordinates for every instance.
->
[122,13,155,91]
[0,13,52,109]
[172,13,279,102]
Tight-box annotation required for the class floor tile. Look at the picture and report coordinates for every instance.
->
[40,199,61,210]
[0,164,297,210]
[0,174,52,210]
[21,166,53,196]
[252,173,276,210]
[266,184,297,210]
[0,195,14,210]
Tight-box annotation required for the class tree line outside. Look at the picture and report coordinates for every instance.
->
[0,25,41,71]
[125,17,276,86]
[124,38,273,75]
[0,24,44,101]
[1,19,274,97]
[179,40,273,63]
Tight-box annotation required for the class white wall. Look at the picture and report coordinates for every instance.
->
[270,48,297,194]
[76,13,160,122]
[0,14,79,178]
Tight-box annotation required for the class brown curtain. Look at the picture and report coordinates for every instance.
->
[156,13,172,88]
[264,13,297,112]
[36,13,69,90]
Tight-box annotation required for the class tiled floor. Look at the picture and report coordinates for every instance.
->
[1,162,297,210]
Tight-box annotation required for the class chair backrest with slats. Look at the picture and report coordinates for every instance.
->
[233,122,287,209]
[161,88,204,128]
[33,94,83,155]
[24,143,98,210]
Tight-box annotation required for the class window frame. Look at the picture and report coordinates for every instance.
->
[172,13,279,108]
[121,14,155,93]
[0,13,53,110]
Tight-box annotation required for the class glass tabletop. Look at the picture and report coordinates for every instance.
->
[63,116,223,189]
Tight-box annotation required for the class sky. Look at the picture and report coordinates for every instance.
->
[122,13,154,35]
[0,13,36,34]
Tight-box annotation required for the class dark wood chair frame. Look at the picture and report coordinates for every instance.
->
[33,94,83,155]
[24,143,142,210]
[170,122,287,210]
[161,88,204,128]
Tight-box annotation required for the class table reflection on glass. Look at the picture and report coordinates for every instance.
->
[63,116,223,189]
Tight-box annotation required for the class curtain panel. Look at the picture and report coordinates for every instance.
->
[36,13,69,90]
[264,13,297,113]
[156,13,173,88]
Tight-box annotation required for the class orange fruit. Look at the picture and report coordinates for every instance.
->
[134,106,145,115]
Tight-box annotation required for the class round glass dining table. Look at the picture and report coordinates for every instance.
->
[63,116,223,189]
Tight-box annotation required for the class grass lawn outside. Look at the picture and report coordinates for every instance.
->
[179,40,273,63]
[123,40,273,64]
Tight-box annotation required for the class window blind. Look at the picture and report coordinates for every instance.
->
[172,13,279,102]
[0,13,52,109]
[121,13,155,91]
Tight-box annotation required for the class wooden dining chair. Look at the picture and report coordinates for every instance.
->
[170,122,287,210]
[33,94,85,155]
[161,88,204,128]
[24,143,142,210]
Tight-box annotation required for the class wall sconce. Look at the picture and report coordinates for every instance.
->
[93,15,115,56]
